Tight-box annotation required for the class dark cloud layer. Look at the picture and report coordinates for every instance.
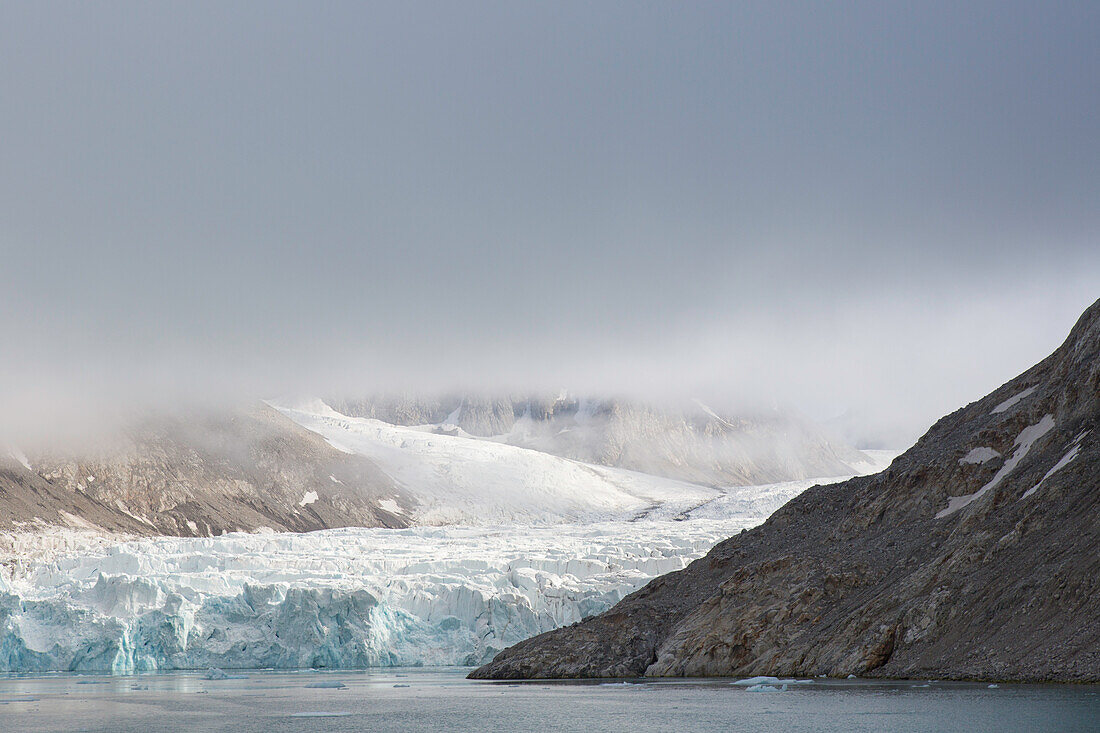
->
[1,2,1097,445]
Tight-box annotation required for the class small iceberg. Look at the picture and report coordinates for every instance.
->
[731,676,810,687]
[305,681,347,689]
[744,683,787,692]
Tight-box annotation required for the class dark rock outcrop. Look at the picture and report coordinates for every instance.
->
[472,298,1100,682]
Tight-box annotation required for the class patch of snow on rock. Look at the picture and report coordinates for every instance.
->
[299,491,319,507]
[960,447,1001,465]
[1020,434,1085,500]
[937,415,1055,518]
[377,499,403,515]
[991,386,1036,414]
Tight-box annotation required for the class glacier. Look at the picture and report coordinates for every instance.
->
[0,429,896,673]
[268,399,723,525]
[0,521,754,673]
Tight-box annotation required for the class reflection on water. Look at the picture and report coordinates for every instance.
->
[1,668,1097,733]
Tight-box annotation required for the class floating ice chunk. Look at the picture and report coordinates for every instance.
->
[299,491,319,507]
[937,415,1055,518]
[304,681,346,689]
[988,684,999,689]
[960,447,1000,465]
[744,683,786,692]
[731,676,806,686]
[732,676,780,685]
[991,386,1036,414]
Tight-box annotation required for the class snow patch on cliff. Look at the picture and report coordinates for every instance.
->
[991,386,1036,414]
[938,415,1055,518]
[960,447,1001,465]
[1020,430,1087,500]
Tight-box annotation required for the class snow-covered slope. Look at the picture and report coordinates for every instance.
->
[270,400,722,525]
[330,393,870,487]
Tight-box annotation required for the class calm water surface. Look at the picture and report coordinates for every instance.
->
[0,667,1096,732]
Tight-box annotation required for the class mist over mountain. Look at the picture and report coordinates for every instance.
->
[330,392,867,486]
[1,392,876,535]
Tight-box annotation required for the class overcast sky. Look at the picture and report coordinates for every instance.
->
[1,1,1098,445]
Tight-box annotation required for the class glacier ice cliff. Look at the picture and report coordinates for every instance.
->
[0,522,742,672]
[0,455,894,674]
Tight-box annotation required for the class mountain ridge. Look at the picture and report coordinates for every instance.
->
[471,298,1100,682]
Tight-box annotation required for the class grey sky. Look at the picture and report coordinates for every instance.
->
[1,1,1098,445]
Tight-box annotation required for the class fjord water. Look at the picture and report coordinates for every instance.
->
[1,668,1096,732]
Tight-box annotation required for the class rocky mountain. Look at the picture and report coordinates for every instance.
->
[330,393,867,487]
[0,404,411,535]
[472,298,1100,683]
[0,392,872,536]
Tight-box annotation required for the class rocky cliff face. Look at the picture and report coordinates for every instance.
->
[0,404,410,535]
[472,298,1100,682]
[332,393,866,487]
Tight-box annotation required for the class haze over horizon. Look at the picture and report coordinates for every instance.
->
[2,2,1098,447]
